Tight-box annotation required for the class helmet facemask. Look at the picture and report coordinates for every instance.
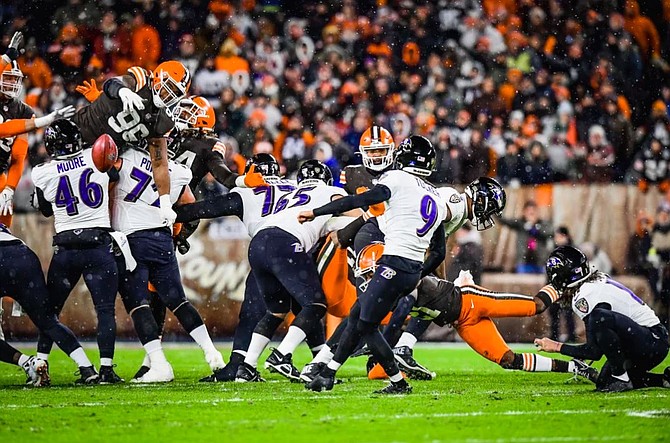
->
[0,66,23,98]
[361,142,395,172]
[465,178,506,231]
[153,70,188,109]
[173,98,200,130]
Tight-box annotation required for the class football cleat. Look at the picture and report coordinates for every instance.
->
[99,365,125,384]
[300,362,325,383]
[570,359,598,383]
[200,364,238,383]
[350,344,371,358]
[264,348,301,383]
[305,373,335,392]
[133,365,151,380]
[234,362,265,383]
[373,379,412,395]
[22,356,50,387]
[663,366,670,388]
[75,366,100,385]
[596,378,634,393]
[393,346,436,380]
[130,362,173,384]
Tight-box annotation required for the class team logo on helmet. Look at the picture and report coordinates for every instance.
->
[546,256,564,269]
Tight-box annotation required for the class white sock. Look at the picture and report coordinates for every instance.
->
[311,344,325,354]
[37,352,49,361]
[613,371,630,382]
[232,349,247,358]
[311,345,333,365]
[17,354,29,367]
[100,358,113,367]
[69,348,92,368]
[189,325,219,356]
[567,361,575,373]
[326,360,341,371]
[141,353,151,368]
[389,372,404,383]
[521,353,552,372]
[144,339,168,365]
[276,326,307,356]
[395,332,418,350]
[244,333,271,368]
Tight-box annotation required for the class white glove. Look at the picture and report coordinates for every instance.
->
[2,31,22,63]
[118,87,145,113]
[158,194,176,228]
[8,31,23,52]
[34,105,77,129]
[0,187,14,216]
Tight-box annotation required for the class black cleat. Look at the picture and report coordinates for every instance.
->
[571,359,598,383]
[133,365,150,380]
[662,366,670,388]
[374,379,413,395]
[99,365,124,384]
[393,346,435,380]
[305,373,335,392]
[75,366,100,385]
[234,362,265,383]
[351,344,371,358]
[597,378,634,393]
[264,348,301,382]
[300,362,325,383]
[200,364,238,382]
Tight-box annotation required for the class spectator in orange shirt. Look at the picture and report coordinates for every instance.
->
[18,41,52,90]
[131,10,161,71]
[215,39,249,75]
[624,0,661,61]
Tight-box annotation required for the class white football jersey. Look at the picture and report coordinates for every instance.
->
[231,176,297,238]
[111,148,192,234]
[376,170,448,262]
[572,274,660,327]
[257,182,347,251]
[438,187,469,236]
[32,148,111,233]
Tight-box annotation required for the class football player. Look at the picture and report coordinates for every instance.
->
[535,246,670,392]
[0,59,35,225]
[110,142,224,383]
[300,176,507,382]
[73,61,192,228]
[299,135,448,394]
[1,31,22,71]
[0,223,100,385]
[31,120,122,383]
[176,159,358,382]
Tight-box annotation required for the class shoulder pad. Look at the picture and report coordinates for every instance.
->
[127,66,150,92]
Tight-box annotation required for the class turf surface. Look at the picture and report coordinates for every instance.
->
[1,344,669,443]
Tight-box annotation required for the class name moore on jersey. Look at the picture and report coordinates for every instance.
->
[31,148,111,233]
[111,148,192,234]
[376,169,448,262]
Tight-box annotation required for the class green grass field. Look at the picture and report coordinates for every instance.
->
[1,344,669,443]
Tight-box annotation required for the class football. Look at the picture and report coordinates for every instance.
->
[91,133,118,172]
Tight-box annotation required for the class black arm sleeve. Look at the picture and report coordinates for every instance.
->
[313,184,391,217]
[560,303,611,360]
[103,77,126,99]
[336,215,367,248]
[35,188,53,217]
[207,153,238,189]
[175,192,244,223]
[421,223,446,278]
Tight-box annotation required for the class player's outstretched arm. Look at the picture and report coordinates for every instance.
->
[175,192,244,223]
[298,184,391,223]
[1,31,22,67]
[147,137,175,227]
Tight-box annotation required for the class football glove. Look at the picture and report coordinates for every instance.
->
[240,164,268,188]
[118,87,145,113]
[356,186,385,216]
[0,187,14,216]
[34,105,77,129]
[4,31,22,62]
[76,79,102,102]
[410,306,442,322]
[158,194,176,228]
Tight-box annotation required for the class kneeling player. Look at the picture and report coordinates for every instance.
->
[535,246,670,392]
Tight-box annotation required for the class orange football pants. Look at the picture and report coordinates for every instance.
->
[455,284,537,364]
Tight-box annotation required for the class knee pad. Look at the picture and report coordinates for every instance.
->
[255,313,285,338]
[291,304,327,332]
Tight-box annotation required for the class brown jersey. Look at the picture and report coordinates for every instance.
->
[168,130,237,190]
[339,165,380,195]
[0,98,33,173]
[415,275,462,326]
[72,67,174,149]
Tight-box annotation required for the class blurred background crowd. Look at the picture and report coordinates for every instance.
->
[2,0,670,335]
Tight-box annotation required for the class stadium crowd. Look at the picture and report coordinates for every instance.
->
[1,0,670,194]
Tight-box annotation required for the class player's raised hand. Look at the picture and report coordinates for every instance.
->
[76,79,102,102]
[298,210,315,224]
[5,31,23,61]
[534,337,561,353]
[119,87,145,113]
[55,105,76,119]
[242,164,268,188]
